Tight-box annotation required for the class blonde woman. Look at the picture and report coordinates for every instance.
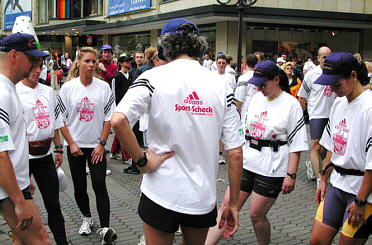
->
[58,47,117,244]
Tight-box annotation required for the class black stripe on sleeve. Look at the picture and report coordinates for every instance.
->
[130,79,155,93]
[366,137,372,152]
[0,108,10,125]
[302,82,310,94]
[54,104,60,120]
[326,121,331,136]
[104,94,115,113]
[57,96,66,113]
[287,116,305,144]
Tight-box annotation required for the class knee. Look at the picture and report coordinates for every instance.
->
[309,236,322,245]
[249,211,264,224]
[311,141,321,153]
[34,224,52,245]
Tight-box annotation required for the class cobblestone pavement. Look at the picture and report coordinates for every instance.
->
[0,131,371,245]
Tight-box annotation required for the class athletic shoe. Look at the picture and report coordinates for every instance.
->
[86,167,90,175]
[106,170,112,176]
[219,154,226,165]
[123,165,140,174]
[175,227,182,236]
[305,161,316,181]
[138,234,146,245]
[97,227,117,245]
[109,153,117,159]
[79,217,93,236]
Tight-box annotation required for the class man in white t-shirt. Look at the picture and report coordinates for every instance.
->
[216,54,236,91]
[235,54,259,117]
[111,18,243,244]
[0,33,51,244]
[303,57,316,75]
[225,54,236,76]
[203,53,213,70]
[297,46,336,185]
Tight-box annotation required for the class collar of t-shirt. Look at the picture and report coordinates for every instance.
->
[120,71,129,80]
[0,74,14,88]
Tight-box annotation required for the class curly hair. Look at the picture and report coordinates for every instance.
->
[158,32,208,60]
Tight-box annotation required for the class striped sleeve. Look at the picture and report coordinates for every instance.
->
[129,79,155,97]
[0,108,9,126]
[287,101,309,153]
[227,93,236,108]
[104,87,116,121]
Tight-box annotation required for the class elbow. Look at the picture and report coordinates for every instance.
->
[226,146,243,165]
[110,112,127,132]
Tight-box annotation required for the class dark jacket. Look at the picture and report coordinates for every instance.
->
[113,71,132,105]
[131,61,155,82]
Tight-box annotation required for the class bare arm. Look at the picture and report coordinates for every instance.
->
[111,112,174,173]
[316,150,333,205]
[0,151,33,230]
[282,152,300,194]
[91,121,111,164]
[299,97,307,110]
[236,100,243,116]
[52,129,63,168]
[219,146,243,238]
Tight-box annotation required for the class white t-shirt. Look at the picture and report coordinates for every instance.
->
[211,61,217,71]
[320,90,372,203]
[234,71,257,118]
[303,61,316,73]
[59,77,115,148]
[115,59,244,215]
[16,82,64,159]
[243,92,309,177]
[217,72,236,91]
[0,75,29,199]
[203,59,213,70]
[40,64,48,81]
[297,66,337,120]
[225,65,236,76]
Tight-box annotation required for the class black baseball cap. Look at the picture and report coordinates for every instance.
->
[118,55,132,63]
[248,60,280,86]
[315,52,357,85]
[0,33,46,57]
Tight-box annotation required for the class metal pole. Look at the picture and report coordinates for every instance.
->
[236,5,243,78]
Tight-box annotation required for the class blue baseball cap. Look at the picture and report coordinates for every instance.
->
[101,44,112,51]
[248,60,280,86]
[161,18,199,36]
[315,52,357,85]
[0,33,46,57]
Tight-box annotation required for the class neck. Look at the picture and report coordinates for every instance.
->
[0,66,19,85]
[347,82,364,102]
[21,79,37,89]
[218,71,225,75]
[80,74,93,86]
[120,68,128,73]
[268,89,283,100]
[174,54,194,61]
[246,66,254,71]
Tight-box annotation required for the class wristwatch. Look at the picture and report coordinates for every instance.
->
[354,197,367,207]
[134,153,147,168]
[99,139,106,146]
[287,173,297,180]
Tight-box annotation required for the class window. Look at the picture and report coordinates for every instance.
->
[72,0,102,18]
[112,32,151,57]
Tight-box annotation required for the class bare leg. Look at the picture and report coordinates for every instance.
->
[143,222,174,245]
[205,187,250,245]
[310,139,323,180]
[0,198,52,245]
[309,219,338,245]
[249,192,276,245]
[181,226,209,245]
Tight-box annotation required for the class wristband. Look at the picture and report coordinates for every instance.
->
[54,150,63,154]
[55,144,63,149]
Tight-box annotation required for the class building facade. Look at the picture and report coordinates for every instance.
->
[1,0,372,60]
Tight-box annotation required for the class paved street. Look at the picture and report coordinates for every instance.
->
[0,131,371,245]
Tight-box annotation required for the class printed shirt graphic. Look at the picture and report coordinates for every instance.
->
[33,99,50,129]
[77,96,94,122]
[297,66,337,119]
[243,92,308,177]
[320,90,372,203]
[115,59,244,215]
[59,77,115,148]
[174,91,214,116]
[332,118,349,156]
[0,75,29,200]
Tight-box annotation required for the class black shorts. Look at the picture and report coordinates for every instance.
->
[138,193,217,233]
[0,186,33,204]
[240,169,284,198]
[309,118,328,140]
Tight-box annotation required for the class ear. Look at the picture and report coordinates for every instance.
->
[274,76,280,84]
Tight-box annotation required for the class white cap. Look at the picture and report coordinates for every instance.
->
[12,16,39,43]
[276,57,286,63]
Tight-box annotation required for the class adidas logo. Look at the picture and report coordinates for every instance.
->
[339,118,347,127]
[35,99,43,105]
[184,91,203,105]
[81,97,90,102]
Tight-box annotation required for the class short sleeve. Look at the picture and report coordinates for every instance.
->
[297,72,311,99]
[287,101,309,153]
[235,77,247,102]
[104,86,116,121]
[58,87,68,121]
[52,92,64,130]
[364,108,372,170]
[0,93,15,152]
[114,76,153,128]
[221,86,245,150]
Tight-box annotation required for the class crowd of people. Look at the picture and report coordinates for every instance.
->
[0,17,370,245]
